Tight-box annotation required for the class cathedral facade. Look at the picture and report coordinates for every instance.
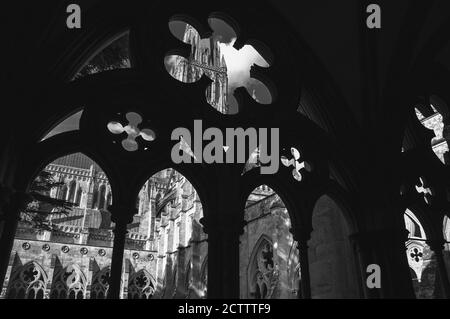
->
[0,153,298,299]
[0,154,207,299]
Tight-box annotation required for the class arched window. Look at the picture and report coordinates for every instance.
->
[98,184,106,209]
[127,270,155,299]
[50,281,67,299]
[240,185,299,299]
[404,209,441,299]
[73,31,131,80]
[50,264,86,299]
[404,209,426,240]
[68,180,77,203]
[7,262,47,299]
[308,195,359,298]
[75,187,82,207]
[65,265,86,299]
[90,267,110,299]
[92,187,99,209]
[59,184,68,200]
[125,168,208,299]
[248,236,274,299]
[40,110,83,142]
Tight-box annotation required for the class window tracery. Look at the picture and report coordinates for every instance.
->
[248,238,278,299]
[127,270,155,299]
[7,262,47,299]
[50,264,86,299]
[90,267,110,299]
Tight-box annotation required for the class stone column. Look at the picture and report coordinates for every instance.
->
[298,240,311,299]
[107,205,135,299]
[204,216,244,299]
[202,164,247,299]
[350,228,416,299]
[427,239,450,299]
[290,227,311,299]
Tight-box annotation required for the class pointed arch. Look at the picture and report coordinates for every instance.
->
[308,194,360,298]
[129,167,208,299]
[75,187,82,206]
[40,109,83,142]
[50,264,86,299]
[247,235,274,299]
[403,208,441,298]
[7,261,47,299]
[241,183,299,299]
[72,30,131,80]
[90,267,110,299]
[59,184,68,200]
[405,209,427,240]
[65,264,87,299]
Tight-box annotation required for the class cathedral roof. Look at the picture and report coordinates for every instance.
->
[51,207,113,229]
[52,152,104,172]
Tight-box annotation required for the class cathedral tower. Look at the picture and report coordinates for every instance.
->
[170,24,229,114]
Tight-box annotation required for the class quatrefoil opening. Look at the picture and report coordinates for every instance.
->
[281,147,312,182]
[165,16,273,114]
[107,112,156,152]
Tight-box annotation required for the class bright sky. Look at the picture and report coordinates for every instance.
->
[219,38,269,89]
[168,19,273,106]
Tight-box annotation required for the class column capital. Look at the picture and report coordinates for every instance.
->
[289,226,312,245]
[108,204,136,225]
[200,216,247,236]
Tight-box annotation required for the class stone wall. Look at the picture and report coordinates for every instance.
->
[308,195,360,299]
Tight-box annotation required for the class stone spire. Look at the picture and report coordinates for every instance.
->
[170,23,229,114]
